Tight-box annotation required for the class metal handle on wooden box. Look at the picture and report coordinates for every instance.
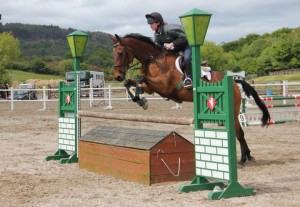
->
[161,157,181,177]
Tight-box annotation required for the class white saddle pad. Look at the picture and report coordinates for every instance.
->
[175,56,211,81]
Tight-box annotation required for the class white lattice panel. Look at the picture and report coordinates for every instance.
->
[195,129,230,181]
[58,117,76,152]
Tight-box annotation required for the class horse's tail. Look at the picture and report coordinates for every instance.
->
[235,79,271,126]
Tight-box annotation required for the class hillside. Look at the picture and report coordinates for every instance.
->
[0,23,113,59]
[0,23,116,81]
[1,23,300,85]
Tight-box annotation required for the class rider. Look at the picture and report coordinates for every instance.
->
[145,12,192,88]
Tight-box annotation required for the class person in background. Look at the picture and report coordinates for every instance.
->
[145,12,192,88]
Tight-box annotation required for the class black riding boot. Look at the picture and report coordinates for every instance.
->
[183,61,192,88]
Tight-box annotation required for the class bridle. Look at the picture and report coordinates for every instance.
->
[113,40,160,76]
[113,42,141,76]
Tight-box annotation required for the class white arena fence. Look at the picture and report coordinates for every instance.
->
[240,81,300,125]
[1,81,299,112]
[0,85,174,111]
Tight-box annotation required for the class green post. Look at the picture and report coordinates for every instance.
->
[179,9,255,200]
[179,8,211,129]
[191,45,202,130]
[72,56,81,164]
[45,30,88,164]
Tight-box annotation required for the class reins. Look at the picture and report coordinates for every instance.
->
[113,41,157,73]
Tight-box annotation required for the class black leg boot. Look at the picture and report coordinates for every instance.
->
[183,61,192,88]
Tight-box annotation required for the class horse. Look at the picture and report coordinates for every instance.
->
[108,33,270,165]
[0,84,9,99]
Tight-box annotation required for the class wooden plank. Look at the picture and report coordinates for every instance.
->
[79,141,151,185]
[78,111,194,125]
[79,155,151,185]
[79,141,149,164]
[151,172,195,184]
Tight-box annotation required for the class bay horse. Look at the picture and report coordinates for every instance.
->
[108,33,270,165]
[0,84,9,99]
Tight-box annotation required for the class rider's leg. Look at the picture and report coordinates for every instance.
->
[183,46,192,88]
[183,61,192,86]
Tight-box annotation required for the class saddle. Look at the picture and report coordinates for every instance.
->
[201,60,211,72]
[175,57,212,82]
[175,57,212,73]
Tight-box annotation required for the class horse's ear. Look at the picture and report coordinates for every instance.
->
[115,34,122,43]
[108,33,118,43]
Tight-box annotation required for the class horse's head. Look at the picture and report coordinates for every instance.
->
[109,34,135,81]
[109,33,162,82]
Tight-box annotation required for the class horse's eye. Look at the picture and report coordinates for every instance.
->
[117,48,124,56]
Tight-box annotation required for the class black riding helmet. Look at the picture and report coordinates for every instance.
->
[145,12,164,24]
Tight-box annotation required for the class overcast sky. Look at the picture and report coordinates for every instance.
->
[1,0,300,43]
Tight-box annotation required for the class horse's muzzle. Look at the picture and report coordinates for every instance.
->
[115,75,124,82]
[114,69,125,82]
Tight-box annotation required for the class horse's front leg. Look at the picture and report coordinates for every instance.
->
[124,78,142,102]
[124,77,148,110]
[135,76,149,110]
[124,79,137,100]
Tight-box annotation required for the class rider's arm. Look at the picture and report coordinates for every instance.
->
[168,29,188,51]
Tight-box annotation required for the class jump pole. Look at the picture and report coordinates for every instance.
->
[240,94,300,126]
[78,111,193,125]
[260,95,300,101]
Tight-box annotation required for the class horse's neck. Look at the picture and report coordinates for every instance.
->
[133,46,158,62]
[127,40,160,62]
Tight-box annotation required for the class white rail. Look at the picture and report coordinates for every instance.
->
[1,81,299,111]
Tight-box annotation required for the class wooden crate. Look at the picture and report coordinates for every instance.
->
[79,125,195,185]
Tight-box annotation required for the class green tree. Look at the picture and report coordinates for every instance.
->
[87,47,113,68]
[238,57,258,74]
[126,59,141,80]
[222,51,239,71]
[29,58,46,73]
[289,39,300,67]
[272,41,293,63]
[0,32,21,84]
[58,59,73,74]
[201,41,226,71]
[257,47,276,75]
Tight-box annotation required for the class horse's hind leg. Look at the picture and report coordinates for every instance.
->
[236,123,254,165]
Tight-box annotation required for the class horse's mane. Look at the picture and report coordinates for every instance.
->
[123,33,157,48]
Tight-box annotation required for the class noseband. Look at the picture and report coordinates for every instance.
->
[113,43,132,75]
[113,41,157,75]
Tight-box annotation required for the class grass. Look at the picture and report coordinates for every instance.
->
[252,72,300,83]
[8,69,300,84]
[9,70,63,82]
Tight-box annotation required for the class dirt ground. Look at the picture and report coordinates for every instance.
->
[0,100,299,207]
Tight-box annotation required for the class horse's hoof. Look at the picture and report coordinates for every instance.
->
[248,156,255,162]
[238,159,246,165]
[137,97,148,110]
[141,101,148,110]
[238,161,244,165]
